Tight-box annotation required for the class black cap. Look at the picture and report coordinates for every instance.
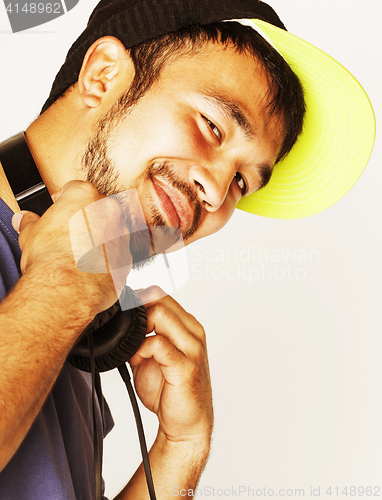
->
[41,0,286,114]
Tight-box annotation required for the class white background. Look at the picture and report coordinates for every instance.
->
[0,0,381,498]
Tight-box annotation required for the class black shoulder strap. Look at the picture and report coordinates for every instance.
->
[0,132,53,215]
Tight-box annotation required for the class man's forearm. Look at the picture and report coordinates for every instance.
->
[0,267,95,472]
[0,182,132,473]
[115,430,211,500]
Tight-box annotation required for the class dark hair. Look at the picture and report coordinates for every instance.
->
[108,22,305,163]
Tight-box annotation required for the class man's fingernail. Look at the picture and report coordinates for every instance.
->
[12,212,24,233]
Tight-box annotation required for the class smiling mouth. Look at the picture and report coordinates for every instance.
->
[151,178,194,234]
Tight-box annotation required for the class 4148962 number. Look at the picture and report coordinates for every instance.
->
[5,3,61,14]
[326,487,380,496]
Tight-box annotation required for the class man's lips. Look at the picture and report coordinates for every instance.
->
[152,178,194,233]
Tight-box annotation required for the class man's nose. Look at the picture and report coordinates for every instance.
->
[189,160,236,212]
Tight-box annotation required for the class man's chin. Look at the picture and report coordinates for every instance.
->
[129,224,184,270]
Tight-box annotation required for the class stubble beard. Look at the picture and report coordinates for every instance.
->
[81,116,202,270]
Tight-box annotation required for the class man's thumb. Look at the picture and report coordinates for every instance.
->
[12,211,40,234]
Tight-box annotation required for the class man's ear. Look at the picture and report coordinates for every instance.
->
[78,36,133,109]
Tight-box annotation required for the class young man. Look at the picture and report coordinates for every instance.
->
[0,0,375,498]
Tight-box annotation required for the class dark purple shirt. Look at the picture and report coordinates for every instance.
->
[0,198,113,499]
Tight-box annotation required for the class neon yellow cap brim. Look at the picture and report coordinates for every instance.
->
[236,20,376,219]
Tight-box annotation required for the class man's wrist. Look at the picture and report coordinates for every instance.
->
[153,427,211,465]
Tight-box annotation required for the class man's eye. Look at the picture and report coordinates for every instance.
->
[204,116,222,142]
[235,172,247,196]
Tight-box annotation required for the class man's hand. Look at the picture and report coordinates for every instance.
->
[130,286,213,446]
[13,180,130,315]
[117,286,213,499]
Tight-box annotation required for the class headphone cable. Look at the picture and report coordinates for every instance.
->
[118,363,157,500]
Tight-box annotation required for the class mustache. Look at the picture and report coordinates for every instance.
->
[82,135,202,268]
[146,160,202,240]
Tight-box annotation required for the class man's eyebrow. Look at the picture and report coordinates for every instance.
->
[199,91,254,139]
[257,162,273,190]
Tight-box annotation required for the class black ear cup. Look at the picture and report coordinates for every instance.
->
[67,287,147,372]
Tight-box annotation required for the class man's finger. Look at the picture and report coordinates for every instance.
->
[12,211,40,234]
[51,186,65,203]
[137,286,206,344]
[144,302,204,358]
[52,180,102,207]
[130,334,187,376]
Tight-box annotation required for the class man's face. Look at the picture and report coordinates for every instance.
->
[83,42,284,262]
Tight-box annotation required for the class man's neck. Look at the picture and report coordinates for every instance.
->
[25,118,75,197]
[0,113,82,214]
[0,88,107,212]
[24,95,97,198]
